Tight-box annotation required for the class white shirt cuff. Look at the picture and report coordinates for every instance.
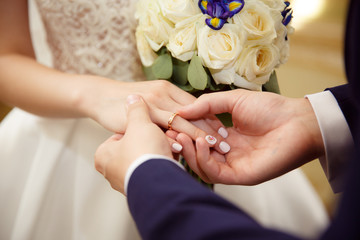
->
[306,91,354,192]
[124,154,185,195]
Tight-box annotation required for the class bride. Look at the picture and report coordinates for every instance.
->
[0,0,328,239]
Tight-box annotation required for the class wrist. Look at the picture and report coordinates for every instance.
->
[294,98,325,159]
[72,74,112,119]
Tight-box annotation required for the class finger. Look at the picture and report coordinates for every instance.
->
[192,118,228,139]
[153,109,231,154]
[168,84,197,105]
[196,138,234,184]
[166,136,183,153]
[144,82,196,111]
[126,94,152,129]
[165,129,179,140]
[175,133,198,172]
[195,137,220,183]
[177,116,230,154]
[94,134,124,175]
[167,123,228,152]
[178,91,241,120]
[176,134,210,182]
[165,131,184,154]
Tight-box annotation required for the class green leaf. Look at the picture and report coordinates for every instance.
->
[151,52,173,79]
[143,65,157,80]
[175,83,195,92]
[216,113,233,127]
[263,71,281,94]
[156,46,168,55]
[172,58,189,85]
[187,55,207,90]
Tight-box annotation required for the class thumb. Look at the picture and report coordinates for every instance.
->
[126,95,152,128]
[178,92,235,119]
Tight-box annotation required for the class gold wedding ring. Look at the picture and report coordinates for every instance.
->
[167,113,179,130]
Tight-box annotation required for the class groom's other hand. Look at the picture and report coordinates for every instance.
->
[178,89,324,185]
[95,95,174,194]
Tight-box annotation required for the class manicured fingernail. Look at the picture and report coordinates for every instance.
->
[126,95,141,105]
[219,141,231,153]
[218,127,228,138]
[172,143,183,152]
[205,135,217,146]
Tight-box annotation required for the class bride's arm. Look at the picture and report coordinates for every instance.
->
[0,0,84,118]
[0,0,229,152]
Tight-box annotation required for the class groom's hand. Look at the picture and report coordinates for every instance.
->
[95,95,174,194]
[178,89,324,185]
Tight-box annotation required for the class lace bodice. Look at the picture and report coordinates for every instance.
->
[34,0,145,82]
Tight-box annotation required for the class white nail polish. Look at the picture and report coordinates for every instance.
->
[205,135,217,145]
[218,127,228,138]
[219,141,231,153]
[172,143,183,152]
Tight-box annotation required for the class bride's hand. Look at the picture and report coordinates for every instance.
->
[77,75,230,153]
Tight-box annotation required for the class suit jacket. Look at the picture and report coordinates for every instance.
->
[127,1,360,239]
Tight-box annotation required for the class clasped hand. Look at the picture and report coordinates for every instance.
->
[95,89,325,194]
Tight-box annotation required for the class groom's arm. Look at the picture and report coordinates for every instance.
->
[126,157,300,240]
[306,84,355,192]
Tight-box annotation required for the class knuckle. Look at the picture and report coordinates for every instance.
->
[198,93,211,101]
[159,79,171,86]
[155,79,170,89]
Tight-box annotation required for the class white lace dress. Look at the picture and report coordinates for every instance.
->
[0,0,329,239]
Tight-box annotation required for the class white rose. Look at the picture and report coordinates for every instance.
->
[158,0,200,24]
[210,68,262,91]
[236,44,280,85]
[273,24,291,65]
[167,14,205,61]
[267,2,293,66]
[210,67,235,85]
[254,0,286,12]
[135,0,173,52]
[232,1,277,45]
[135,28,158,67]
[233,73,262,91]
[197,23,246,70]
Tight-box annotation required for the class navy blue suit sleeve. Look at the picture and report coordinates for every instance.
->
[127,159,300,240]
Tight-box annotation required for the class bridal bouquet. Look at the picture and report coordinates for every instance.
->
[135,0,293,95]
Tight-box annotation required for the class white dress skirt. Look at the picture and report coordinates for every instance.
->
[0,0,329,239]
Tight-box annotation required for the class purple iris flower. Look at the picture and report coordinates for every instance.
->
[198,0,244,30]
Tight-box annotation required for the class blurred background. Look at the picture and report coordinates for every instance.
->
[0,0,350,217]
